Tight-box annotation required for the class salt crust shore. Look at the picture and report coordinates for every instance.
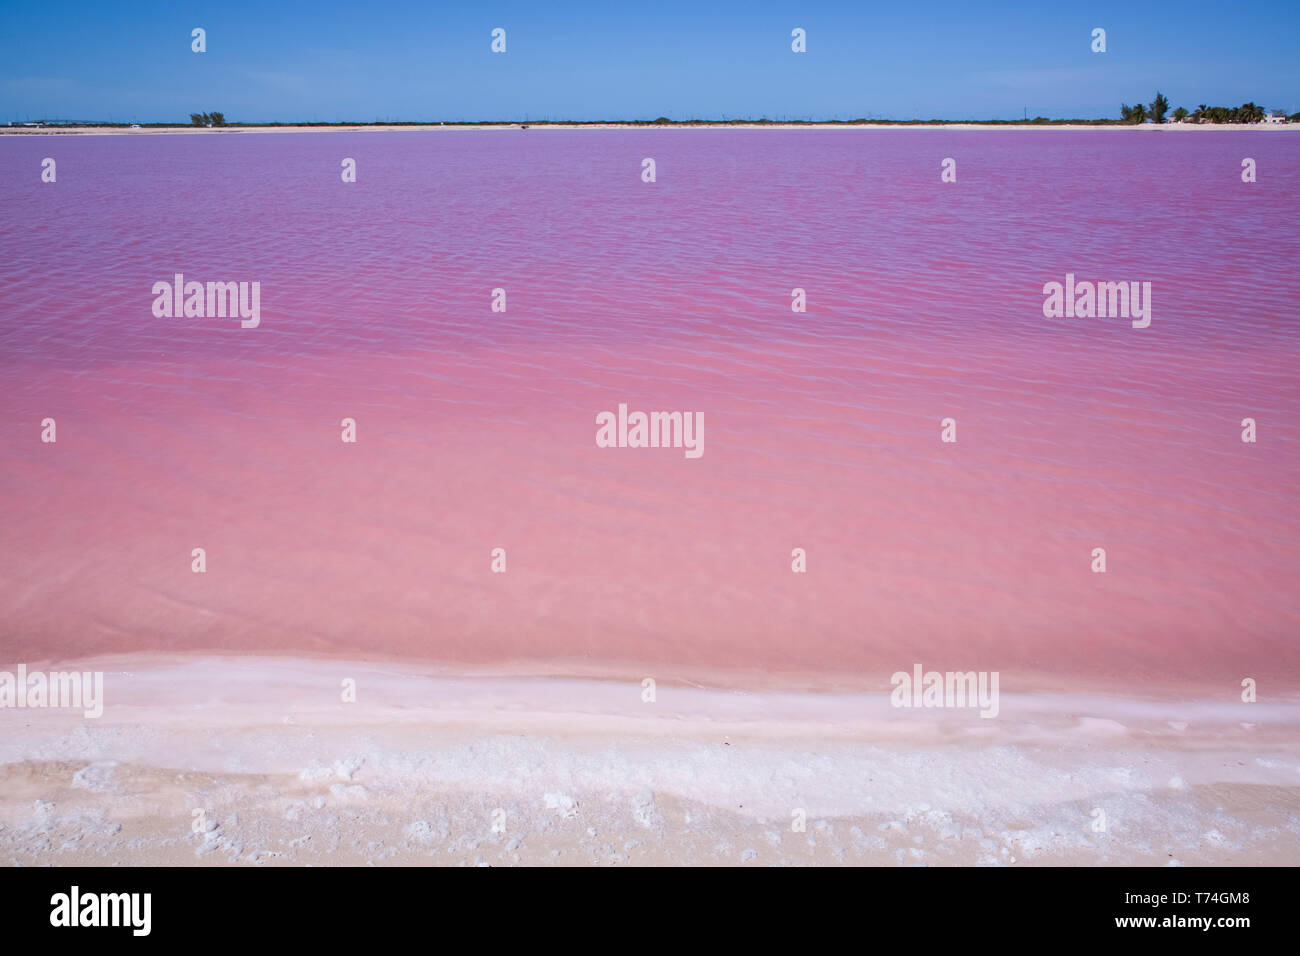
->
[2,123,1296,136]
[1,655,1297,866]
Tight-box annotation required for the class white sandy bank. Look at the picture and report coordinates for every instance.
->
[1,655,1296,866]
[3,123,1296,136]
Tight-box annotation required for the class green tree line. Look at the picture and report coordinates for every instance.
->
[1119,94,1287,124]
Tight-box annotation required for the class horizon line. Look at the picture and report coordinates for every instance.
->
[6,114,1297,130]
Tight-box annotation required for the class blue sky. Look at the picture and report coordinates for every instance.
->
[1,0,1297,123]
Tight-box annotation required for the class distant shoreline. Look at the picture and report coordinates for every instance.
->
[3,121,1297,135]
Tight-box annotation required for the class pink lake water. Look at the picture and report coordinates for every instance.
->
[1,129,1297,688]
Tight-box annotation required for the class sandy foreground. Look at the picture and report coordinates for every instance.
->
[2,123,1296,136]
[0,655,1296,866]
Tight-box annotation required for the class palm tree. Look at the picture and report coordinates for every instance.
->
[1149,92,1170,123]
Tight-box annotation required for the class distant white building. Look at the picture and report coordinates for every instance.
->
[1263,113,1288,125]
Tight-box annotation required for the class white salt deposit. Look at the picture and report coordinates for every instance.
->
[1,654,1298,865]
[70,761,118,793]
